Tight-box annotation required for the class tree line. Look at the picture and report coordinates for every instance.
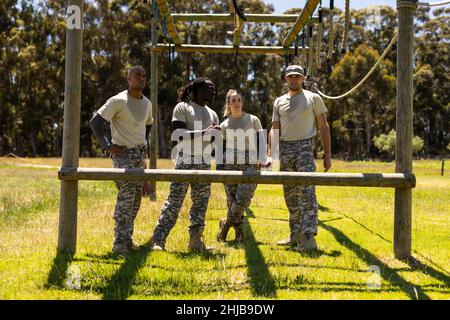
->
[0,0,448,159]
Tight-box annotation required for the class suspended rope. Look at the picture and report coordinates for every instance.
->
[161,17,168,38]
[232,0,247,21]
[234,47,244,74]
[307,22,314,76]
[316,2,323,71]
[155,0,181,44]
[312,30,398,100]
[419,1,450,6]
[294,36,299,62]
[341,0,350,54]
[301,30,307,67]
[316,22,323,71]
[327,0,335,60]
[231,0,245,47]
[293,34,302,65]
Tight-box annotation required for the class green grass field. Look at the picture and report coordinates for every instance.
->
[0,157,448,300]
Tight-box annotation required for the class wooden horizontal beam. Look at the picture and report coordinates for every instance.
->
[59,167,416,188]
[171,13,319,23]
[282,0,321,46]
[151,44,308,54]
[155,0,181,44]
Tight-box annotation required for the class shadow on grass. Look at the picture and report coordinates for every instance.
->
[255,217,289,223]
[320,217,344,223]
[318,204,331,212]
[174,250,226,261]
[335,211,391,243]
[242,219,277,298]
[290,248,342,259]
[45,251,74,289]
[328,210,449,289]
[320,221,432,300]
[101,240,152,300]
[268,204,331,213]
[406,257,450,288]
[73,254,123,266]
[245,207,255,218]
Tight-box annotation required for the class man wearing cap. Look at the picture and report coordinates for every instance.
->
[265,65,331,251]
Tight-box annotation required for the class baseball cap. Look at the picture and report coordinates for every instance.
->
[285,65,305,76]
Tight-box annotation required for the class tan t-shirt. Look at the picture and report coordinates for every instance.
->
[272,90,327,141]
[172,101,219,157]
[97,90,153,148]
[220,113,262,152]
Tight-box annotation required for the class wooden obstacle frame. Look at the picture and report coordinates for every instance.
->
[58,0,417,259]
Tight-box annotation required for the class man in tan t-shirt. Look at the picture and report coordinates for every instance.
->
[266,65,331,251]
[90,65,153,255]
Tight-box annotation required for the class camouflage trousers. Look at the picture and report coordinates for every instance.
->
[280,139,318,237]
[111,145,146,246]
[221,151,258,226]
[152,161,211,244]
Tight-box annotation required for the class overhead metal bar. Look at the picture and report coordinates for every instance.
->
[171,13,319,23]
[151,44,309,54]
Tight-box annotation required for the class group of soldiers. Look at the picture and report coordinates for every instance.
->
[90,64,332,255]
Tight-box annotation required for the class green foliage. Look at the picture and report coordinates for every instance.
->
[0,2,448,158]
[373,129,425,156]
[373,129,396,154]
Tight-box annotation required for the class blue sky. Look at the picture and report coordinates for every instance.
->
[263,0,449,13]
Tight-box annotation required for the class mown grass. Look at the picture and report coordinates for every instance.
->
[0,157,448,300]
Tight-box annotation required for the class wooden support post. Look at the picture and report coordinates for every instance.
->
[58,0,83,254]
[282,0,321,46]
[394,0,416,259]
[149,1,159,201]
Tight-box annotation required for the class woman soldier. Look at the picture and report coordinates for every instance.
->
[217,89,265,243]
[150,78,220,251]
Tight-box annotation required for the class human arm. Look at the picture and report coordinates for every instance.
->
[171,121,220,138]
[316,113,331,172]
[89,113,126,155]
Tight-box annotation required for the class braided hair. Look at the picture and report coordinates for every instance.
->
[177,77,210,103]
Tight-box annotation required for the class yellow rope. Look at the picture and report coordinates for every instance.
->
[313,30,398,100]
[419,1,450,6]
[156,0,181,45]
